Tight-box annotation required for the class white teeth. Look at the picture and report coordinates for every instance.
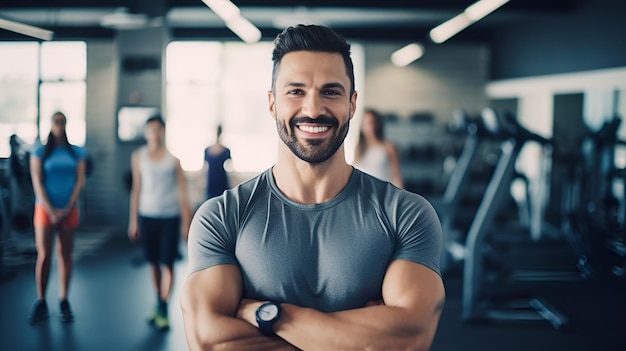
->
[298,125,329,133]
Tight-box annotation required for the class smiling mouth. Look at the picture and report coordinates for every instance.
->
[297,125,330,134]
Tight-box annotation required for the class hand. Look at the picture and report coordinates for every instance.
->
[46,208,64,226]
[181,223,189,242]
[236,298,263,327]
[128,222,139,242]
[56,208,72,221]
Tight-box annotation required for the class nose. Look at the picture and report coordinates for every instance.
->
[301,93,326,118]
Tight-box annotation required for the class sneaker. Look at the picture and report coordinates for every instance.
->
[154,311,169,330]
[60,299,74,323]
[147,307,159,325]
[154,301,169,330]
[28,300,48,324]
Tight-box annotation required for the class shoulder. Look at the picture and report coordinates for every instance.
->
[32,144,45,157]
[355,170,436,217]
[383,141,399,154]
[70,145,88,159]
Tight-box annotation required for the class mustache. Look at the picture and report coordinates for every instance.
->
[290,115,339,127]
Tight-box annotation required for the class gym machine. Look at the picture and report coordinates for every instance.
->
[439,109,507,274]
[564,117,626,278]
[462,108,569,329]
[0,158,15,282]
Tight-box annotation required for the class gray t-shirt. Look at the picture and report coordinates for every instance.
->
[188,167,441,312]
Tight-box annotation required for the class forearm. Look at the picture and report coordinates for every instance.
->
[240,301,433,351]
[66,183,83,209]
[186,314,297,351]
[293,305,434,350]
[128,190,139,224]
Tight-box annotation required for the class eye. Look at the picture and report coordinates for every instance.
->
[322,89,341,96]
[287,89,304,95]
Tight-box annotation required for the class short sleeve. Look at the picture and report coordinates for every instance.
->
[392,193,442,276]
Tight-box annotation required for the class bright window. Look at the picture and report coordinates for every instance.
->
[38,41,87,146]
[166,41,276,173]
[0,43,39,157]
[0,41,86,157]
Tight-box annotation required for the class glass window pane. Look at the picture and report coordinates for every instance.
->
[166,41,222,84]
[166,83,220,171]
[221,42,276,173]
[0,43,39,157]
[39,81,86,146]
[0,42,39,81]
[40,41,86,81]
[166,42,223,172]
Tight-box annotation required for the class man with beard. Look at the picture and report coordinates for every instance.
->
[181,24,445,351]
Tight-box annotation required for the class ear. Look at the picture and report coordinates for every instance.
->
[268,90,276,119]
[349,91,358,120]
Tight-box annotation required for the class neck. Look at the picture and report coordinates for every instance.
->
[273,146,352,204]
[147,142,164,152]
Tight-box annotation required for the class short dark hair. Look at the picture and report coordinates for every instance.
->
[146,114,165,127]
[271,24,355,95]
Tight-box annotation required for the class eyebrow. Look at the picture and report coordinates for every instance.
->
[282,82,346,93]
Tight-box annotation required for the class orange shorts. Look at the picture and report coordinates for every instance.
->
[33,204,79,229]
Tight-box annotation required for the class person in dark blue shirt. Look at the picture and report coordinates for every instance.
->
[203,124,231,200]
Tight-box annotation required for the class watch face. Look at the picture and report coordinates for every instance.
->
[258,303,279,321]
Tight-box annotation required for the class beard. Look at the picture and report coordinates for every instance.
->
[276,114,350,164]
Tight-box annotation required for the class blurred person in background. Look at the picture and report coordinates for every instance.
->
[128,114,192,330]
[202,124,231,200]
[352,108,404,188]
[29,111,87,324]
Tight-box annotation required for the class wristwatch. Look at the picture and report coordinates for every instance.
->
[255,301,281,336]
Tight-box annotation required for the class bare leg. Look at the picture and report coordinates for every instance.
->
[150,264,162,299]
[34,226,54,301]
[56,228,75,300]
[160,264,174,303]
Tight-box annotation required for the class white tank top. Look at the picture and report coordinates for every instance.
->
[138,146,180,217]
[353,144,392,182]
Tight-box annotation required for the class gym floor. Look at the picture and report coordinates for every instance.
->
[0,229,624,351]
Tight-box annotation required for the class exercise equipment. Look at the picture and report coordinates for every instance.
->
[439,109,506,274]
[462,108,570,329]
[0,158,15,282]
[563,117,626,278]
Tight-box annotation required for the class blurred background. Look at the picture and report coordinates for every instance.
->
[0,1,624,350]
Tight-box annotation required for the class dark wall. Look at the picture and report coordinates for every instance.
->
[490,0,626,79]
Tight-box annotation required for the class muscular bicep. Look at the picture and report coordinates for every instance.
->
[382,260,445,332]
[182,264,242,317]
[181,264,244,349]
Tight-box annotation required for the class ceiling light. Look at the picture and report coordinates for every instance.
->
[429,13,472,44]
[225,16,261,44]
[465,0,510,21]
[0,16,53,40]
[391,43,424,67]
[201,0,261,43]
[429,0,510,44]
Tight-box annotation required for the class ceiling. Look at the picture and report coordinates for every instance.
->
[0,0,584,43]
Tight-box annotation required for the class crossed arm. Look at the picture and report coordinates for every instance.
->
[181,260,445,351]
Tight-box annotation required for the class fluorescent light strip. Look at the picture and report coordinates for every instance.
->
[0,17,53,41]
[391,43,424,67]
[225,16,261,44]
[465,0,510,21]
[201,0,261,43]
[429,13,473,44]
[201,0,240,22]
[429,0,510,44]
